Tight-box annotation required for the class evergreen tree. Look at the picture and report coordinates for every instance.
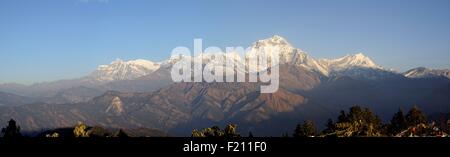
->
[322,118,336,134]
[293,124,302,137]
[191,124,240,137]
[248,131,254,138]
[116,129,129,138]
[388,109,408,135]
[293,120,317,137]
[338,110,347,123]
[405,106,427,126]
[333,106,382,137]
[211,126,223,137]
[224,124,240,137]
[191,129,205,137]
[1,119,22,138]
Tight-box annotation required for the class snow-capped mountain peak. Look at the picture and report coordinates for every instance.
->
[319,53,382,71]
[87,36,400,83]
[249,35,294,57]
[89,59,161,82]
[253,35,292,47]
[247,35,329,75]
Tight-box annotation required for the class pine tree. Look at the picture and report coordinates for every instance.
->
[192,129,205,137]
[293,124,302,137]
[116,129,129,138]
[224,124,240,137]
[322,118,336,134]
[338,110,347,123]
[388,109,408,135]
[406,106,427,126]
[211,126,223,137]
[248,131,254,138]
[1,119,22,138]
[191,124,240,137]
[333,106,382,137]
[293,120,317,137]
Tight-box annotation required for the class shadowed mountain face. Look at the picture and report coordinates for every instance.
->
[0,36,449,136]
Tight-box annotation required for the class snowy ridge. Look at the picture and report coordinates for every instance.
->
[404,67,450,79]
[87,35,448,82]
[89,59,160,82]
[319,53,383,72]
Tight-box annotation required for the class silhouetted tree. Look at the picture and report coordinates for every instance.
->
[293,120,317,137]
[116,129,129,138]
[1,119,22,138]
[248,131,254,138]
[338,110,347,123]
[388,109,408,135]
[406,106,427,126]
[322,118,336,134]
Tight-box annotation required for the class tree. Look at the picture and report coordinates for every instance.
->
[406,106,427,126]
[1,119,22,138]
[224,124,240,137]
[116,129,129,138]
[333,106,382,137]
[210,126,223,137]
[322,118,336,134]
[46,132,60,138]
[338,110,347,123]
[387,109,408,135]
[73,123,89,137]
[191,124,240,137]
[248,131,254,138]
[192,129,205,137]
[293,120,317,137]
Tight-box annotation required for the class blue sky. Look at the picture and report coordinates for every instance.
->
[1,0,449,84]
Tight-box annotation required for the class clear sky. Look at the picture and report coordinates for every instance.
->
[1,0,450,84]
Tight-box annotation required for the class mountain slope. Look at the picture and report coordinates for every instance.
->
[0,91,35,106]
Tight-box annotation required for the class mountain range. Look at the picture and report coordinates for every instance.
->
[0,35,449,136]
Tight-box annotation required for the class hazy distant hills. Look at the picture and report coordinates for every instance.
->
[0,35,449,136]
[0,91,35,107]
